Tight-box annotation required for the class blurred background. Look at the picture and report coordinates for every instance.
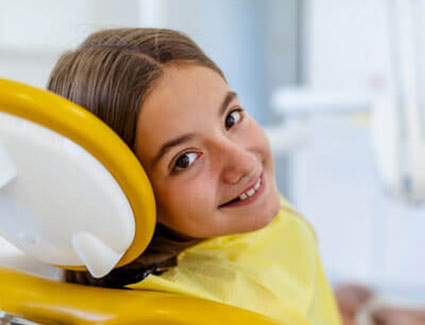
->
[1,0,425,303]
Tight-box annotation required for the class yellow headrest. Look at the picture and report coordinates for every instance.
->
[0,78,156,272]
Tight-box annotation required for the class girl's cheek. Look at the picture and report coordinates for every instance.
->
[189,159,218,205]
[164,159,210,199]
[249,123,271,152]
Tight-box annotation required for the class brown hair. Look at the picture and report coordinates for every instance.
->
[47,28,224,287]
[48,28,224,148]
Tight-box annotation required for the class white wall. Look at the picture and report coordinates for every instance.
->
[0,0,141,88]
[306,0,393,93]
[284,0,425,300]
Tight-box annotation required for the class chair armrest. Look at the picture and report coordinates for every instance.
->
[0,267,280,324]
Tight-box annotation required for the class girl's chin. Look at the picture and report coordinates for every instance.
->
[258,201,281,228]
[246,198,281,233]
[262,187,282,223]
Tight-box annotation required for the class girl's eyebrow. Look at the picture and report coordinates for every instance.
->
[151,133,195,168]
[219,91,237,116]
[150,90,238,168]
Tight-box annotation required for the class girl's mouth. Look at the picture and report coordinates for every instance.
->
[219,173,265,208]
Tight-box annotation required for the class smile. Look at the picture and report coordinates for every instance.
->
[219,173,265,208]
[239,177,261,200]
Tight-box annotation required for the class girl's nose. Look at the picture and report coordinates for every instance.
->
[218,141,258,185]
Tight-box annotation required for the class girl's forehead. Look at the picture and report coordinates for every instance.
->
[138,65,229,132]
[134,65,232,166]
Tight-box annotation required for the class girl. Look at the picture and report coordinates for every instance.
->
[47,28,341,325]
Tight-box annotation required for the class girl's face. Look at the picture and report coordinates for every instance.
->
[135,64,281,238]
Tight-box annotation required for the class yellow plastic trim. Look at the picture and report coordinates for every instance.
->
[0,267,281,324]
[0,78,156,270]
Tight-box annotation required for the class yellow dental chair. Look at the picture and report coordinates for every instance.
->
[0,79,279,325]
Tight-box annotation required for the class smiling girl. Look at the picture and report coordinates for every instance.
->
[47,28,341,324]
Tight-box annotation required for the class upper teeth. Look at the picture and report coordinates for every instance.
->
[239,177,261,201]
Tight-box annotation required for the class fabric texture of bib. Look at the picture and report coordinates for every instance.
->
[129,196,342,325]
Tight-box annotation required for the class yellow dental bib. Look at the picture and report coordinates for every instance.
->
[129,197,342,325]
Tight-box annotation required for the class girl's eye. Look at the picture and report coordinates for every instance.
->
[225,109,242,130]
[172,152,199,172]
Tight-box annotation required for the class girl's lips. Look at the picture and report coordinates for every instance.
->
[219,173,265,208]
